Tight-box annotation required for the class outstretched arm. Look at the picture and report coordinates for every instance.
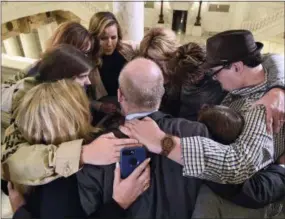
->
[2,122,83,185]
[2,121,139,186]
[206,164,285,209]
[121,106,276,184]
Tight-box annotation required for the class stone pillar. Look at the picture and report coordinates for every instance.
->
[3,36,23,56]
[230,2,250,29]
[37,21,58,51]
[19,31,41,59]
[113,1,144,42]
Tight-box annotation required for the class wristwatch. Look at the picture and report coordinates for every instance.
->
[160,134,175,156]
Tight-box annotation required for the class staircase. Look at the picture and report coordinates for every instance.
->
[241,8,284,40]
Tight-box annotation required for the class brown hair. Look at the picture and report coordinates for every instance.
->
[168,42,206,87]
[46,21,94,55]
[36,44,93,82]
[198,105,244,144]
[89,11,134,65]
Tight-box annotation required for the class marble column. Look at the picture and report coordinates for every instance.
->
[19,31,41,59]
[113,1,144,42]
[3,36,23,56]
[230,2,250,29]
[37,21,58,51]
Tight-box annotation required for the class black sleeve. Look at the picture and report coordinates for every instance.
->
[162,118,210,138]
[77,165,105,216]
[88,198,126,219]
[206,164,285,209]
[178,120,210,138]
[13,205,32,219]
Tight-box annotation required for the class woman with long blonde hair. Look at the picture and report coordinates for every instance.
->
[139,27,181,116]
[8,79,150,219]
[140,27,179,83]
[2,45,140,196]
[15,80,93,145]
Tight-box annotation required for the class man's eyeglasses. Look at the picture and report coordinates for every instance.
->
[206,64,232,78]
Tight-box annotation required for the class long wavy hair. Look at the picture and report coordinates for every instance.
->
[89,11,135,65]
[15,80,92,145]
[46,21,95,56]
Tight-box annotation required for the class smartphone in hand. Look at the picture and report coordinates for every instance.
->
[120,146,147,179]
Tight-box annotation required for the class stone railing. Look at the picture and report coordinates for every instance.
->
[241,8,284,32]
[2,1,108,24]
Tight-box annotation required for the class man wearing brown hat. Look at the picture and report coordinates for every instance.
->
[121,30,285,217]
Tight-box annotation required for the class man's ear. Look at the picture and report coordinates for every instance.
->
[232,61,244,73]
[117,88,124,103]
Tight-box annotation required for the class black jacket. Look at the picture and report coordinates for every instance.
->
[13,174,86,219]
[77,111,209,219]
[11,174,124,219]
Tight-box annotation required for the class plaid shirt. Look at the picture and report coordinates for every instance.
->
[181,56,285,184]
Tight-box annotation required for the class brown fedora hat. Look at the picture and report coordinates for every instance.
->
[202,29,263,70]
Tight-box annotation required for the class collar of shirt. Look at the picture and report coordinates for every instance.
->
[125,110,157,121]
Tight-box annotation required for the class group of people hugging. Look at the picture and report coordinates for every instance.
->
[1,11,285,219]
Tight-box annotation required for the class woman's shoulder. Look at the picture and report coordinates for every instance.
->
[121,40,140,50]
[13,77,39,97]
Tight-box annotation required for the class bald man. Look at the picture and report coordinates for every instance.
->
[118,58,167,116]
[77,58,210,219]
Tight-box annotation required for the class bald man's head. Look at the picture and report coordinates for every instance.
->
[119,58,165,111]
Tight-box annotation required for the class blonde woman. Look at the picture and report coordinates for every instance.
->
[2,45,139,190]
[8,80,150,219]
[89,11,138,116]
[140,27,179,83]
[15,80,93,146]
[139,27,181,116]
